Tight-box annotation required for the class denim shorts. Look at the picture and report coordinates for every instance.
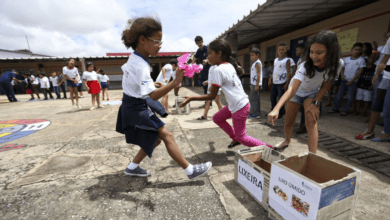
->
[101,82,109,89]
[289,93,317,104]
[372,78,390,112]
[66,79,78,87]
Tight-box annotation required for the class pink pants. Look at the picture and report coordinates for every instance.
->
[213,103,273,148]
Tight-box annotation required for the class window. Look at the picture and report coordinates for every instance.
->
[266,45,276,61]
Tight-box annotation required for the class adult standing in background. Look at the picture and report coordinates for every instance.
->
[193,36,211,108]
[0,70,23,102]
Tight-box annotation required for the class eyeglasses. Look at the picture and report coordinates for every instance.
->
[147,37,163,45]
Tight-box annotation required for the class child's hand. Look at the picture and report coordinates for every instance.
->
[372,75,379,85]
[174,68,184,84]
[267,110,279,126]
[154,82,163,88]
[86,87,89,91]
[341,75,345,81]
[347,81,352,86]
[179,96,191,108]
[202,81,208,86]
[368,85,373,91]
[255,85,259,92]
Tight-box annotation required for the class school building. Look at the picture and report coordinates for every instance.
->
[0,51,193,90]
[217,0,390,85]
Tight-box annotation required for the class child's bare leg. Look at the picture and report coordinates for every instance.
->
[368,111,381,133]
[203,100,211,118]
[106,89,109,100]
[158,127,189,169]
[363,101,369,116]
[91,94,96,107]
[96,93,101,107]
[69,87,75,105]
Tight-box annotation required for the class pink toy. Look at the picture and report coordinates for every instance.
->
[177,53,203,78]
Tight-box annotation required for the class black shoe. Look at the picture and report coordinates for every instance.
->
[295,127,307,134]
[228,141,240,148]
[340,112,347,116]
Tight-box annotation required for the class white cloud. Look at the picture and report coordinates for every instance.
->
[0,0,266,57]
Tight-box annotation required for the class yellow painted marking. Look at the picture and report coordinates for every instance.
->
[0,124,17,129]
[0,133,11,138]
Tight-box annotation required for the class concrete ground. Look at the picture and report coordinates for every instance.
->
[0,87,389,220]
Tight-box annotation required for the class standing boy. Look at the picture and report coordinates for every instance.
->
[39,73,54,100]
[329,43,366,116]
[50,72,60,99]
[249,48,262,119]
[268,42,291,118]
[193,36,211,108]
[57,71,67,99]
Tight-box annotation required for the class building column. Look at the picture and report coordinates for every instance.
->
[79,58,86,72]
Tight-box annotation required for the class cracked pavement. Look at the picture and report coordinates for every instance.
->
[0,87,389,220]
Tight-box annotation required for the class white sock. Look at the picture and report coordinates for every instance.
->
[184,164,194,175]
[127,162,139,170]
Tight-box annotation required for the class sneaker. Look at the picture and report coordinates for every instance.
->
[29,98,35,101]
[209,106,212,109]
[44,98,48,100]
[90,106,95,111]
[340,112,347,116]
[78,105,82,109]
[355,132,375,140]
[371,136,390,142]
[79,96,84,98]
[124,167,151,177]
[187,162,212,180]
[72,104,77,109]
[328,110,339,114]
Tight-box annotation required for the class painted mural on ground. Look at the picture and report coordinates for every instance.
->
[0,119,51,144]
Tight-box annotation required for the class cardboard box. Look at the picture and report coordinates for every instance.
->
[175,97,190,115]
[234,146,287,211]
[269,153,361,220]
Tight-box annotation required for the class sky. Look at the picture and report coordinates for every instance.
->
[0,0,266,57]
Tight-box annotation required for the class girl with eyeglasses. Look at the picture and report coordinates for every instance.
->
[117,17,212,179]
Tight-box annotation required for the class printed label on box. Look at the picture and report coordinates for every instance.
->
[269,164,322,220]
[237,159,264,202]
[319,177,356,209]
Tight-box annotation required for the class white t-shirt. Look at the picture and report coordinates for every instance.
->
[32,75,39,85]
[209,63,248,113]
[156,64,174,83]
[297,57,303,67]
[291,59,344,97]
[122,53,156,99]
[382,37,390,79]
[82,71,99,81]
[62,66,78,79]
[11,80,15,86]
[39,77,50,88]
[99,75,109,82]
[250,59,262,86]
[273,57,290,84]
[343,56,366,82]
[49,76,59,86]
[207,65,221,95]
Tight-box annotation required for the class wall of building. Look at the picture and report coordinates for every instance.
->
[236,0,390,63]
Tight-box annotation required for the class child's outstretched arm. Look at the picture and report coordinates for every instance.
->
[268,79,301,126]
[149,68,184,101]
[179,86,219,108]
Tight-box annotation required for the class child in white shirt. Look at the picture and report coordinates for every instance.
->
[83,62,102,110]
[39,73,53,100]
[50,72,60,99]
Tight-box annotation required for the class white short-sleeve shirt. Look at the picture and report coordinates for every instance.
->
[82,71,99,81]
[250,59,262,86]
[99,75,109,82]
[382,37,390,79]
[207,65,221,95]
[122,52,156,99]
[289,58,296,74]
[32,75,39,85]
[209,63,248,113]
[343,56,366,82]
[156,64,174,83]
[49,76,59,86]
[273,57,290,84]
[77,73,82,84]
[63,66,78,79]
[291,59,344,97]
[39,77,50,88]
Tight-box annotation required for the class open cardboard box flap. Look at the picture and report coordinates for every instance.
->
[244,152,272,173]
[279,153,355,184]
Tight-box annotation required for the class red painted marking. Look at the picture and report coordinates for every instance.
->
[0,144,27,152]
[0,120,20,124]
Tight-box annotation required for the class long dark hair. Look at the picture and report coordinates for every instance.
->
[363,42,373,58]
[208,39,239,73]
[122,17,162,50]
[303,30,340,81]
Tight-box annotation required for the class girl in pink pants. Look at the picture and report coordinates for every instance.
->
[180,39,273,149]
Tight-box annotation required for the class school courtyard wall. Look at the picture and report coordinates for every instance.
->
[236,0,390,62]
